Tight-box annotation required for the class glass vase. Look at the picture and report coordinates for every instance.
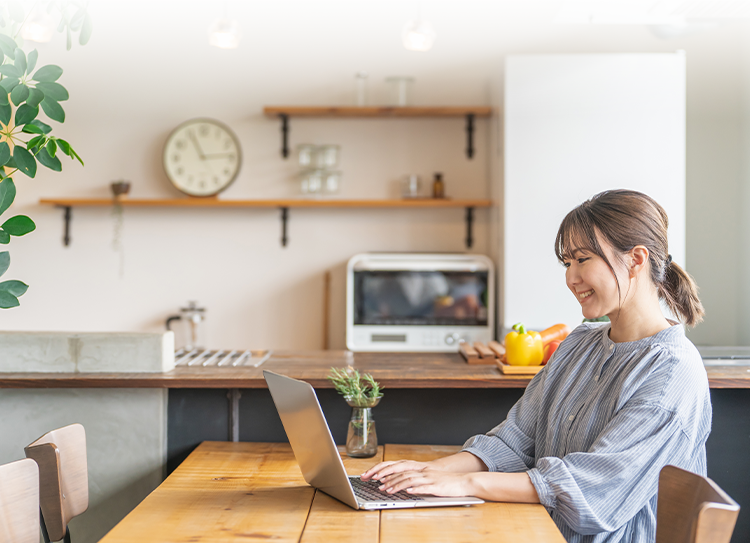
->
[345,397,380,458]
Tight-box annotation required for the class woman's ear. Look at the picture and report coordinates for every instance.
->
[629,246,650,277]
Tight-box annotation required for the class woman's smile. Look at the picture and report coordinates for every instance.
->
[578,289,595,301]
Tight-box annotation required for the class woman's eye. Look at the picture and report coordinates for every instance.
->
[577,258,589,264]
[563,262,571,268]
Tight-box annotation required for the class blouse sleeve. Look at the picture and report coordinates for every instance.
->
[526,400,693,535]
[461,369,545,473]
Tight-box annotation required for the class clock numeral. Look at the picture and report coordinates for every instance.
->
[223,168,230,175]
[199,125,209,137]
[172,154,180,162]
[223,139,231,149]
[175,140,186,149]
[177,167,184,175]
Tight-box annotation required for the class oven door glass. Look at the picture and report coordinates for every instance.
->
[354,271,489,326]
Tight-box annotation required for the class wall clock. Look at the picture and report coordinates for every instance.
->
[163,118,242,197]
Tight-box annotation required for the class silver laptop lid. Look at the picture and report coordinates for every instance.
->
[263,370,360,509]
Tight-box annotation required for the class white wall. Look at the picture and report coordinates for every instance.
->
[1,0,748,348]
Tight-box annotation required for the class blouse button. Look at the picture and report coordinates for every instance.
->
[568,415,574,421]
[594,375,599,382]
[609,345,614,351]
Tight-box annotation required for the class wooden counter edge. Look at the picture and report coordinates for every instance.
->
[0,373,746,388]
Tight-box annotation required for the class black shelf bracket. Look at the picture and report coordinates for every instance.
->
[279,114,290,159]
[465,206,474,248]
[465,114,475,159]
[60,206,72,247]
[280,207,289,247]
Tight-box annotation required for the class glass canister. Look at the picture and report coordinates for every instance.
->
[315,145,340,169]
[297,144,318,168]
[300,169,324,195]
[385,77,414,106]
[345,396,380,457]
[322,171,342,194]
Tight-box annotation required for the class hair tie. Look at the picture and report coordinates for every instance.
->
[666,254,672,266]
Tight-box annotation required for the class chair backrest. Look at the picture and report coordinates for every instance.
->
[656,465,740,543]
[24,423,89,542]
[0,458,40,543]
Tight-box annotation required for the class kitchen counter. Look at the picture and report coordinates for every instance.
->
[1,350,749,388]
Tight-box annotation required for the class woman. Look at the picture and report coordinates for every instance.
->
[361,190,711,543]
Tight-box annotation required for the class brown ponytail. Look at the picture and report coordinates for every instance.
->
[555,189,705,327]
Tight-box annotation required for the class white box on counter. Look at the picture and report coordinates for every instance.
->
[0,331,175,373]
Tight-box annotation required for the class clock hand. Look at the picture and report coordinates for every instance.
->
[203,152,235,159]
[188,130,206,160]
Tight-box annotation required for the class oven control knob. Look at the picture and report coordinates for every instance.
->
[444,333,461,345]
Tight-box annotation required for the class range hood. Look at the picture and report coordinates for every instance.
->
[552,0,750,27]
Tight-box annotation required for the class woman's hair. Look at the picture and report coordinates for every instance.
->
[554,189,704,327]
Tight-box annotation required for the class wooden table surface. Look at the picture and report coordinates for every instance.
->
[1,350,747,389]
[99,441,565,543]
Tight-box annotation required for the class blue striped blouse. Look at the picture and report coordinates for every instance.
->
[462,322,711,543]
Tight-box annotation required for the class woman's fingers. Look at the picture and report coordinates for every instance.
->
[361,460,426,481]
[380,471,431,495]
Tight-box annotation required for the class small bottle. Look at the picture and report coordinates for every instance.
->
[432,172,445,199]
[355,71,368,106]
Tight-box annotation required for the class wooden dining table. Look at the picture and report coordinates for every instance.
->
[99,441,565,542]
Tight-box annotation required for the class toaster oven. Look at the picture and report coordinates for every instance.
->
[346,253,495,352]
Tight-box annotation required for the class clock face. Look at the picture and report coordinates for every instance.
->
[163,118,242,197]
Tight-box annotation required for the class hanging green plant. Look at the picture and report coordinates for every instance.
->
[0,11,86,308]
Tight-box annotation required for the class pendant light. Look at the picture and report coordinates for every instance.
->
[21,10,55,43]
[208,2,240,49]
[401,1,435,52]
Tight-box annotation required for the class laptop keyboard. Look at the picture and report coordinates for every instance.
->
[350,477,424,502]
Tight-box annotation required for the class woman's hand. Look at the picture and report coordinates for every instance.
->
[378,468,475,497]
[360,460,431,482]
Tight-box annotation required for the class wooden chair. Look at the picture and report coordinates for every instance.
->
[25,423,89,543]
[0,458,40,543]
[656,465,740,543]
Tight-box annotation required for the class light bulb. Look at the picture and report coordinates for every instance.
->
[208,18,240,49]
[21,11,55,43]
[402,20,436,52]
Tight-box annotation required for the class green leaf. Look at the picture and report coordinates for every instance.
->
[13,147,36,178]
[22,123,44,135]
[28,119,51,134]
[2,215,35,236]
[27,88,44,108]
[0,78,19,94]
[15,104,37,126]
[37,148,61,171]
[32,65,63,83]
[0,103,10,125]
[80,13,93,45]
[26,49,38,75]
[0,91,8,106]
[70,8,86,31]
[0,35,17,59]
[14,48,26,75]
[58,139,83,165]
[0,291,19,308]
[0,230,9,244]
[0,251,9,277]
[10,83,29,106]
[26,135,45,149]
[0,279,27,296]
[7,0,26,23]
[40,98,64,122]
[0,176,15,215]
[35,82,68,101]
[0,64,21,78]
[0,142,10,169]
[46,139,57,157]
[4,156,16,169]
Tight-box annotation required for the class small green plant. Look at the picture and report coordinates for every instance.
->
[328,367,383,405]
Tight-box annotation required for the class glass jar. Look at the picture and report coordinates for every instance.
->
[385,77,414,106]
[345,396,380,458]
[297,144,317,168]
[315,145,340,169]
[322,171,342,194]
[300,169,323,196]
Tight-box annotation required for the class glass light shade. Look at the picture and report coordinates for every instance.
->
[402,20,436,51]
[208,18,241,49]
[21,12,55,43]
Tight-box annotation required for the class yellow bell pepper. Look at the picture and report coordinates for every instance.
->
[505,323,544,366]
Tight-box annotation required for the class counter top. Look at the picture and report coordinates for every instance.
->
[1,351,749,389]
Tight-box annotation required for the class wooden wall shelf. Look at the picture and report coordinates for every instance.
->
[39,198,492,248]
[262,105,493,159]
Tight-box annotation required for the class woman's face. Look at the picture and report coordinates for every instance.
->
[564,242,629,320]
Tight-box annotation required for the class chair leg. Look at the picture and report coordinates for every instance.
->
[40,510,51,543]
[63,526,71,543]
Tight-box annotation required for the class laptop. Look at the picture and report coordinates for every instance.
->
[263,370,484,510]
